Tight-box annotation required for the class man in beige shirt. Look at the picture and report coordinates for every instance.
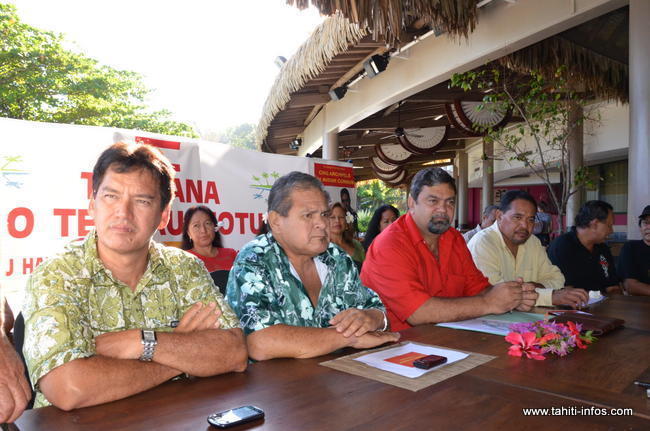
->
[468,190,588,308]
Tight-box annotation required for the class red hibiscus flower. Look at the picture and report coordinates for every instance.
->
[505,331,546,360]
[565,321,590,349]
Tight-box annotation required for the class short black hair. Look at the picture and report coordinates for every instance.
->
[92,142,176,209]
[575,200,613,228]
[181,205,223,250]
[268,171,329,216]
[410,167,456,201]
[498,190,537,213]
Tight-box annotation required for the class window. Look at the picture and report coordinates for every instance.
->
[585,160,628,213]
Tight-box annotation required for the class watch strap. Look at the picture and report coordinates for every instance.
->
[140,329,157,361]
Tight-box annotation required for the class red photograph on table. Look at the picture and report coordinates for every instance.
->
[383,352,428,368]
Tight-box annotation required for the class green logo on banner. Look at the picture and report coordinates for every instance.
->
[250,171,280,201]
[1,155,29,188]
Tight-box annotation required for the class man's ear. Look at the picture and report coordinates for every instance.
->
[157,204,172,230]
[496,209,504,222]
[407,195,415,212]
[268,211,281,233]
[88,197,95,218]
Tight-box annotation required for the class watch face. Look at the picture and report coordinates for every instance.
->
[142,330,156,342]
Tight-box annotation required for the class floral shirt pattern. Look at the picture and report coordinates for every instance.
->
[23,232,239,408]
[226,232,384,335]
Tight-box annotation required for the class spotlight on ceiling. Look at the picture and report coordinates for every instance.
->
[363,54,390,78]
[290,138,302,151]
[328,86,348,101]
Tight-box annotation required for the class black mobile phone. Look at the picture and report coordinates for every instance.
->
[413,354,447,370]
[207,405,265,428]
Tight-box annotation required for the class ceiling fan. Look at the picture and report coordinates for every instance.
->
[445,100,511,137]
[379,104,424,140]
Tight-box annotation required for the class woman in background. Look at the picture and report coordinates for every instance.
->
[362,204,400,251]
[329,202,365,266]
[181,205,237,271]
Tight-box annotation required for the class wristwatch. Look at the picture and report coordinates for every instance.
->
[140,329,157,361]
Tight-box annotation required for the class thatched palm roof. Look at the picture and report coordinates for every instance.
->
[258,3,628,180]
[500,8,628,103]
[287,0,481,45]
[255,13,367,148]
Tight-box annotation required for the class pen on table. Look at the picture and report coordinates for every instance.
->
[634,380,650,389]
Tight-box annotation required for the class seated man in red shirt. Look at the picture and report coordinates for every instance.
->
[361,167,538,331]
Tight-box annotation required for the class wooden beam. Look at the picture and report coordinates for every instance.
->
[352,110,447,129]
[287,93,330,108]
[304,105,323,126]
[268,126,305,139]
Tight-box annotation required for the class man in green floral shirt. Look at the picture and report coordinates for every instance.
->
[23,143,247,410]
[227,172,399,360]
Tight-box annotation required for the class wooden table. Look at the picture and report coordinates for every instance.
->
[13,296,650,430]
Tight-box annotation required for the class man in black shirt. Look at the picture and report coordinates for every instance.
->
[618,205,650,295]
[548,200,622,294]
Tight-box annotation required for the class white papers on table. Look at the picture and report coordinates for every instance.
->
[437,312,545,336]
[588,291,605,306]
[353,342,468,379]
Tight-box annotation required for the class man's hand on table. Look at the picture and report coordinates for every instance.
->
[552,287,590,309]
[483,281,526,314]
[329,309,384,337]
[346,331,400,350]
[515,281,539,311]
[605,285,624,295]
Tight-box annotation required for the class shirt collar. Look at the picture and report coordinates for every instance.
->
[264,231,335,269]
[490,221,531,257]
[82,230,163,278]
[404,212,426,247]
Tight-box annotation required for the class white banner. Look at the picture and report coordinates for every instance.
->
[0,118,354,309]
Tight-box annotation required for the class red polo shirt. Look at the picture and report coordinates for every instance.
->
[361,213,489,331]
[187,248,238,272]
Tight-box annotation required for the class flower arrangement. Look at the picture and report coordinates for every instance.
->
[505,320,596,360]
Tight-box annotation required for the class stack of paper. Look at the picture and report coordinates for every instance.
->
[353,342,468,378]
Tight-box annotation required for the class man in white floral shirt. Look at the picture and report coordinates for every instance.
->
[23,143,247,410]
[227,172,399,361]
